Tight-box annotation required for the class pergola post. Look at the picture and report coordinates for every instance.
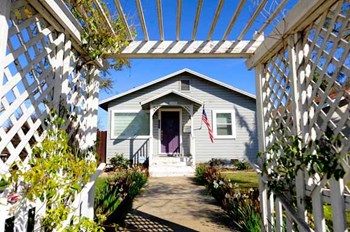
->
[0,0,11,87]
[254,64,269,231]
[288,33,307,225]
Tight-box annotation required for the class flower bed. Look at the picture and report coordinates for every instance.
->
[94,166,148,228]
[196,164,261,232]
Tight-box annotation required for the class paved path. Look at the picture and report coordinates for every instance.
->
[119,177,238,232]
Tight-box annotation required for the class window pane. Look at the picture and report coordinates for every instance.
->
[216,113,231,124]
[113,112,149,137]
[217,125,232,135]
[181,80,190,91]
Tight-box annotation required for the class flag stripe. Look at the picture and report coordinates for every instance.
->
[202,108,214,143]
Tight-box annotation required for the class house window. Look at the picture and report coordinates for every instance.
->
[212,110,236,138]
[180,80,191,91]
[111,111,150,138]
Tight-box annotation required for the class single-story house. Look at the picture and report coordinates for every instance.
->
[99,69,258,176]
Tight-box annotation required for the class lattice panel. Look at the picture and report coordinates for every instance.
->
[303,0,350,162]
[65,48,99,150]
[263,48,293,149]
[0,0,100,174]
[259,1,350,231]
[0,0,60,174]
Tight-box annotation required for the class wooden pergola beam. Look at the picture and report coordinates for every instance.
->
[114,0,133,40]
[105,40,263,59]
[255,0,288,36]
[207,0,225,41]
[246,0,338,69]
[222,0,246,41]
[156,0,164,41]
[93,0,115,36]
[135,0,149,41]
[191,0,203,41]
[237,0,268,41]
[176,0,182,41]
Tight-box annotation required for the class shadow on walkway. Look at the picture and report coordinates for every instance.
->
[115,176,238,232]
[119,209,198,232]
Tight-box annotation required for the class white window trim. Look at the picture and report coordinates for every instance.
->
[111,110,151,139]
[212,109,236,139]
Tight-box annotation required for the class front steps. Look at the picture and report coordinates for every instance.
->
[149,156,195,177]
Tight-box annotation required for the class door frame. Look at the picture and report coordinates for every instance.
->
[158,108,182,155]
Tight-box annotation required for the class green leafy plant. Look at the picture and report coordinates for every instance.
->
[259,130,347,199]
[200,166,261,231]
[63,0,133,68]
[194,163,210,184]
[94,167,147,224]
[109,153,130,170]
[209,158,226,167]
[4,114,98,231]
[233,160,251,170]
[63,217,104,232]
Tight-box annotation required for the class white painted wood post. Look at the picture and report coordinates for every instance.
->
[89,69,100,148]
[84,68,100,148]
[52,33,66,109]
[254,64,269,231]
[330,177,347,232]
[60,37,72,118]
[288,33,307,223]
[149,104,154,165]
[275,198,283,232]
[0,0,11,86]
[311,184,326,232]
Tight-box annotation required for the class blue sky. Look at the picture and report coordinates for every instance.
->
[98,0,295,130]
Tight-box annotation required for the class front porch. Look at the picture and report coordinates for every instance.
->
[139,90,202,176]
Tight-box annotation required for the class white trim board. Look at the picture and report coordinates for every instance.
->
[140,89,202,106]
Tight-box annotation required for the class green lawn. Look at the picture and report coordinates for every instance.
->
[220,170,259,189]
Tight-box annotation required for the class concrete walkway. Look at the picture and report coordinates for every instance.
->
[119,177,238,232]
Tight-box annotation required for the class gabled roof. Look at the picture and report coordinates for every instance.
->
[140,89,203,106]
[99,68,255,110]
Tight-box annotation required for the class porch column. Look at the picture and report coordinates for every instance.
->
[189,105,195,165]
[149,104,154,164]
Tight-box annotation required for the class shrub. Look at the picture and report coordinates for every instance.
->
[201,165,261,231]
[209,158,226,167]
[109,153,130,170]
[233,160,251,170]
[195,163,209,184]
[94,167,147,224]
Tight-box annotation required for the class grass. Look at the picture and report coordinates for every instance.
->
[323,205,350,228]
[95,177,107,193]
[220,170,259,189]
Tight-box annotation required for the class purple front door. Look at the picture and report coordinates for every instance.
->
[161,111,180,154]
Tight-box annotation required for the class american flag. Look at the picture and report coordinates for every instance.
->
[202,108,214,143]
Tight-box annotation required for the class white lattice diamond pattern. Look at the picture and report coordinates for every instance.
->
[260,1,350,230]
[303,0,350,162]
[0,0,100,174]
[264,49,293,149]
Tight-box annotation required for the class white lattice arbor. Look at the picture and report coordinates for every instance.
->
[0,0,104,230]
[0,0,349,231]
[249,0,350,231]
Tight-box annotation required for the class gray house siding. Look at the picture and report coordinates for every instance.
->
[105,72,258,164]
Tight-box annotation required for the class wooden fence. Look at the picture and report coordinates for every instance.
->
[97,130,107,164]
